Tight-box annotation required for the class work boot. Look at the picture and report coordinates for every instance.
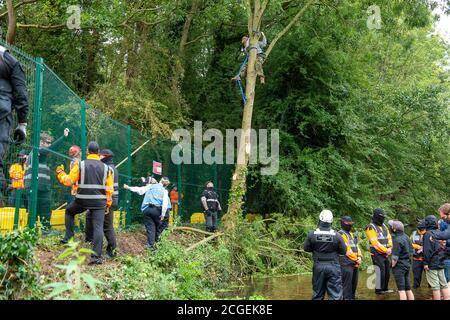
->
[375,289,384,295]
[60,239,68,245]
[88,256,103,265]
[106,247,117,259]
[382,289,394,294]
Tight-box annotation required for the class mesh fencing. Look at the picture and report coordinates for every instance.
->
[0,40,232,234]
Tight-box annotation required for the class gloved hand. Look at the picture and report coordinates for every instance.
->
[106,199,112,208]
[13,123,27,145]
[56,164,65,174]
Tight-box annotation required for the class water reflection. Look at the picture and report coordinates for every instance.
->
[220,272,433,300]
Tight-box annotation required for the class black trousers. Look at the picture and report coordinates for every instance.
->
[143,206,162,248]
[412,259,424,289]
[205,210,218,232]
[312,262,343,300]
[85,208,117,253]
[9,188,27,208]
[65,201,105,257]
[0,114,12,170]
[341,264,359,300]
[371,254,391,291]
[156,209,170,242]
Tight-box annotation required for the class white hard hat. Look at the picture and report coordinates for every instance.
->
[319,210,333,223]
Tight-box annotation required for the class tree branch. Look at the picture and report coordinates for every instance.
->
[184,33,209,46]
[17,23,66,30]
[0,0,38,19]
[265,0,315,60]
[172,226,215,236]
[186,232,224,251]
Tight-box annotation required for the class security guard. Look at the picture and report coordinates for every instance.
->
[338,216,362,300]
[365,208,393,294]
[8,150,27,206]
[304,210,347,300]
[201,181,222,232]
[124,177,170,249]
[57,141,114,264]
[411,219,426,289]
[24,128,69,230]
[0,45,29,197]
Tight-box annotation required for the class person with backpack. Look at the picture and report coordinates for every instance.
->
[423,214,450,300]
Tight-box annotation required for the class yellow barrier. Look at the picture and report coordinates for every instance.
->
[190,212,206,224]
[50,209,80,230]
[0,208,28,234]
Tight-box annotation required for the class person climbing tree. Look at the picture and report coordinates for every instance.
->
[231,32,267,85]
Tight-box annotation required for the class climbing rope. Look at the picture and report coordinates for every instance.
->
[233,46,257,106]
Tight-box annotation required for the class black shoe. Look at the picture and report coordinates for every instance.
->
[106,249,117,259]
[60,239,68,245]
[375,290,384,295]
[88,257,103,265]
[382,289,394,294]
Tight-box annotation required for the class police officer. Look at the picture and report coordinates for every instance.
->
[338,216,362,300]
[57,141,114,264]
[364,208,393,294]
[304,210,347,300]
[124,176,170,249]
[0,45,29,198]
[201,181,222,232]
[411,219,426,288]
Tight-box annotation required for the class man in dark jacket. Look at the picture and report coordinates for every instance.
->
[410,219,426,289]
[201,181,222,232]
[389,220,414,300]
[430,203,450,284]
[304,209,347,300]
[0,45,29,201]
[423,215,450,300]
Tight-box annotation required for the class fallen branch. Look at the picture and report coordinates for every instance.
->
[172,226,215,236]
[186,232,224,252]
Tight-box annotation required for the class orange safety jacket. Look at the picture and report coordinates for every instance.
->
[411,230,425,261]
[170,189,179,203]
[365,223,392,256]
[339,230,362,267]
[57,154,113,207]
[9,163,26,189]
[69,158,79,196]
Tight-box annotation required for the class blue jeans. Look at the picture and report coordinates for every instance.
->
[444,259,450,283]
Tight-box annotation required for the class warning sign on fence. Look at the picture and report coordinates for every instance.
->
[152,161,162,175]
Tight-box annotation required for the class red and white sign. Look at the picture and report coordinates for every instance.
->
[152,161,162,175]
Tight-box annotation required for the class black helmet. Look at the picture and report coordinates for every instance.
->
[417,219,426,230]
[87,141,100,154]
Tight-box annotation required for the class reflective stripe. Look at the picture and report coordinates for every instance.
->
[38,163,49,169]
[113,191,119,195]
[80,161,85,185]
[24,173,50,180]
[114,183,119,187]
[76,194,107,199]
[103,165,108,185]
[77,184,106,189]
[314,229,336,235]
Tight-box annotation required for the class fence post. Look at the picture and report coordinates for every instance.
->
[13,189,22,230]
[176,162,182,222]
[125,125,132,227]
[28,57,44,228]
[80,99,87,160]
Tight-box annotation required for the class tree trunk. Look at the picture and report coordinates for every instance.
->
[223,0,264,233]
[6,0,16,45]
[179,0,201,55]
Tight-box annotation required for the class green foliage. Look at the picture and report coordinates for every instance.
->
[44,240,103,300]
[0,228,42,299]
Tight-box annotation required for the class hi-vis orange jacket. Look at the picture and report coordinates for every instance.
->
[57,154,113,207]
[339,230,362,267]
[9,163,26,189]
[365,223,393,256]
[69,158,79,196]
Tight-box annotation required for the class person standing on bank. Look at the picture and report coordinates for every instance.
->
[389,220,414,300]
[338,216,362,300]
[124,177,170,250]
[364,208,393,294]
[411,219,426,289]
[304,210,347,300]
[0,45,29,201]
[56,141,114,265]
[201,181,222,232]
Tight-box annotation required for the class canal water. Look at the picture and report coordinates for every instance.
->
[220,271,434,300]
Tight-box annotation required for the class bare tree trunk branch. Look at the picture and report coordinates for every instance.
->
[6,0,17,45]
[265,0,315,60]
[186,232,224,251]
[179,0,201,54]
[0,0,37,19]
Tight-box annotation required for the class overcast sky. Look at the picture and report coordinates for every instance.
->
[434,7,450,43]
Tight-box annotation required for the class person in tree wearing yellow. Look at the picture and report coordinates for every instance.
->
[56,141,113,265]
[365,208,393,295]
[338,216,362,300]
[8,149,27,206]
